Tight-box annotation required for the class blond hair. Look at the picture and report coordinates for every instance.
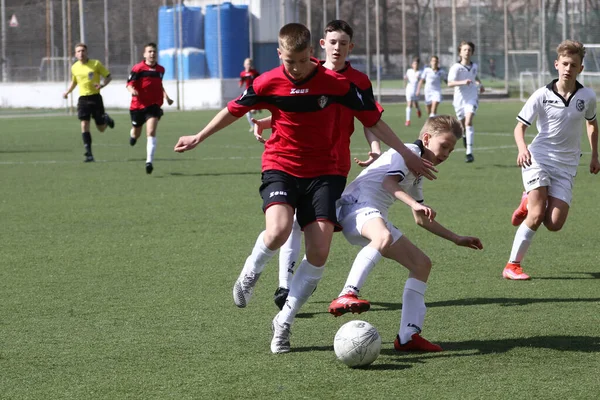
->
[556,40,586,63]
[419,115,463,140]
[278,23,311,53]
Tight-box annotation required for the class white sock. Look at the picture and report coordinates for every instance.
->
[429,113,435,117]
[278,257,324,326]
[246,112,253,127]
[405,107,411,122]
[509,223,536,264]
[278,218,302,289]
[146,136,157,163]
[466,126,474,155]
[339,246,382,297]
[399,278,427,344]
[130,128,136,139]
[243,231,276,276]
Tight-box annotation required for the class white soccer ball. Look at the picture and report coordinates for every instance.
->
[334,320,382,367]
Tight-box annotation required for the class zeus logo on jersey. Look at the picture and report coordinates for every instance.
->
[269,190,288,198]
[290,88,309,94]
[355,88,364,105]
[543,99,559,104]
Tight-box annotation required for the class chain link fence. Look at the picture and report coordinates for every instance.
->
[2,0,600,96]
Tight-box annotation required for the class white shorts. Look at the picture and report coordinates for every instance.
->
[453,101,478,120]
[337,203,403,247]
[425,91,442,105]
[521,159,575,205]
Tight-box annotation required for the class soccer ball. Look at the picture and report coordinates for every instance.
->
[334,320,382,368]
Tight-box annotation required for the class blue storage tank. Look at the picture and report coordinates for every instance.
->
[205,2,249,78]
[159,48,207,80]
[158,5,204,51]
[253,42,279,75]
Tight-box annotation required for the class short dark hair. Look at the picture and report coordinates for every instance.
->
[145,42,157,50]
[279,23,311,52]
[324,20,353,40]
[458,41,475,54]
[74,43,87,50]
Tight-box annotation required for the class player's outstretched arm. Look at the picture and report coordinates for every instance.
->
[369,119,437,180]
[354,127,381,167]
[382,176,436,221]
[174,108,239,153]
[587,119,600,174]
[514,122,531,167]
[412,209,483,250]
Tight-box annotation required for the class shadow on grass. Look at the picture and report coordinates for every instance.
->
[169,171,260,177]
[380,335,600,362]
[0,149,70,153]
[534,272,600,280]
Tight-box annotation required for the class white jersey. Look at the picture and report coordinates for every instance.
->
[337,143,424,219]
[405,69,421,96]
[517,79,597,174]
[421,67,446,93]
[448,62,479,105]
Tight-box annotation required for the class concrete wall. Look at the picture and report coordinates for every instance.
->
[0,79,242,110]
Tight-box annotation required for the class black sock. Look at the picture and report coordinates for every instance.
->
[82,131,92,155]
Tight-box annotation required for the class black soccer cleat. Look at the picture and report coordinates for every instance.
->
[273,287,290,310]
[130,137,137,146]
[145,162,153,174]
[465,153,474,163]
[104,113,115,129]
[84,152,94,163]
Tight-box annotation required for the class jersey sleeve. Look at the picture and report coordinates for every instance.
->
[96,61,110,78]
[585,91,597,121]
[406,179,424,203]
[126,65,138,87]
[447,64,459,82]
[385,151,410,180]
[517,89,542,126]
[227,85,265,117]
[338,83,381,127]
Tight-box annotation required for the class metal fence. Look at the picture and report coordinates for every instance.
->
[2,0,600,95]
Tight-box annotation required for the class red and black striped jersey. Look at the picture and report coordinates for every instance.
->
[239,68,260,89]
[127,61,165,110]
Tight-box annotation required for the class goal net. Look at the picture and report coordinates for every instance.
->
[508,50,551,101]
[581,44,600,93]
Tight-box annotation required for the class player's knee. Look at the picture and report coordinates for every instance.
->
[544,219,565,232]
[263,228,291,249]
[369,230,394,252]
[97,125,107,132]
[305,246,329,267]
[527,210,545,227]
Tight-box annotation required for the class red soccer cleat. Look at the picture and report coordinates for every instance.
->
[511,192,528,226]
[394,333,443,352]
[405,120,411,127]
[502,262,531,280]
[328,294,371,317]
[417,109,422,118]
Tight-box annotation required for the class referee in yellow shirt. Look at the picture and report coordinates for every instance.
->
[63,43,115,162]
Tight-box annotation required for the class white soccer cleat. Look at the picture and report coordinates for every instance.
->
[270,315,292,354]
[232,268,261,308]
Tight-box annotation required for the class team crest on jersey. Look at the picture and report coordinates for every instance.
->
[318,95,328,108]
[576,99,585,111]
[88,72,94,80]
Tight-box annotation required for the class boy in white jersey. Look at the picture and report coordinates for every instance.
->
[448,41,484,163]
[503,40,599,280]
[417,55,447,117]
[404,57,423,126]
[329,116,483,352]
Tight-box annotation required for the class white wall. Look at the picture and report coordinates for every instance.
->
[0,79,241,110]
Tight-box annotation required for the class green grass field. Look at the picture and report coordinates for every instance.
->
[1,102,599,399]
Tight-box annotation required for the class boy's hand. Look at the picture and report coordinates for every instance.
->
[354,152,380,168]
[516,148,532,167]
[252,117,271,144]
[590,156,600,174]
[174,135,200,153]
[414,204,436,222]
[455,236,483,250]
[166,97,174,106]
[402,149,437,180]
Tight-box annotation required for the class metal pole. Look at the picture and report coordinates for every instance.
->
[248,0,253,59]
[178,0,184,109]
[375,0,380,103]
[129,0,134,66]
[540,0,545,86]
[0,0,5,82]
[173,0,180,110]
[280,0,285,26]
[322,0,326,34]
[365,0,370,79]
[104,0,109,68]
[451,0,456,62]
[307,0,311,33]
[476,0,481,70]
[562,0,566,41]
[504,0,508,92]
[336,0,339,19]
[401,0,406,81]
[50,0,56,81]
[217,0,222,79]
[62,0,68,110]
[78,0,85,43]
[430,0,434,57]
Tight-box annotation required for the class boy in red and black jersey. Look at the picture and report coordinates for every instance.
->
[127,42,173,174]
[239,58,261,132]
[174,23,433,353]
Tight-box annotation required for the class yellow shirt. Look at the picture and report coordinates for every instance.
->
[71,59,110,96]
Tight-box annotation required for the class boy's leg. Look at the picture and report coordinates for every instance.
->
[381,236,441,352]
[464,111,475,162]
[543,197,570,232]
[415,100,422,118]
[145,116,159,174]
[274,215,301,309]
[80,119,93,162]
[234,203,294,308]
[431,101,439,117]
[405,98,412,126]
[246,112,254,132]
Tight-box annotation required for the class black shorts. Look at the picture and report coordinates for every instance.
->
[130,104,164,127]
[259,170,347,231]
[77,94,106,125]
